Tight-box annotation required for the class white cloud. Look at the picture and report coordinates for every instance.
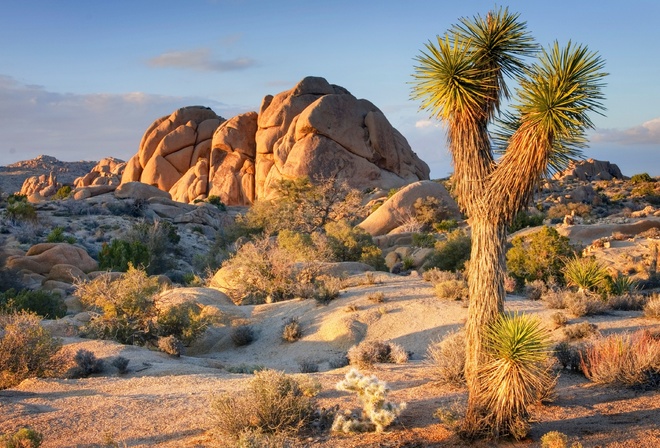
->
[147,48,255,72]
[0,75,247,166]
[592,117,660,145]
[414,119,439,129]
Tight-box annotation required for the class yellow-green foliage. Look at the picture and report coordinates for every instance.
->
[506,226,575,288]
[325,220,386,270]
[477,313,554,439]
[0,427,43,448]
[333,369,406,433]
[423,230,471,272]
[562,256,609,293]
[0,311,61,390]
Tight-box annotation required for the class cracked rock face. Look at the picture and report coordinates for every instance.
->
[121,77,430,205]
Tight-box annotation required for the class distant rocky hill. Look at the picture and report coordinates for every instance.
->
[0,155,97,195]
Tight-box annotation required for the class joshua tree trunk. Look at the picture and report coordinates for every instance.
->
[464,217,507,423]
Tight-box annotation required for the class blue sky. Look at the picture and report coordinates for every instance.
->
[1,0,658,178]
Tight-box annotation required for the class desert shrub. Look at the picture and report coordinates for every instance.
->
[554,341,584,371]
[281,317,302,343]
[580,330,660,386]
[507,227,575,288]
[524,280,545,300]
[631,173,654,184]
[426,330,465,386]
[434,279,468,301]
[0,267,24,293]
[0,288,66,319]
[413,196,448,229]
[275,230,317,262]
[211,369,315,437]
[508,210,545,233]
[4,197,37,223]
[125,220,180,275]
[562,257,609,293]
[471,313,554,440]
[107,198,147,217]
[324,220,386,270]
[550,312,568,328]
[562,322,598,340]
[401,256,415,270]
[98,239,151,272]
[346,340,407,368]
[231,325,255,347]
[422,268,461,284]
[606,274,638,296]
[298,360,318,374]
[238,177,364,235]
[368,292,385,303]
[411,232,436,248]
[53,185,72,200]
[332,369,406,433]
[234,430,295,448]
[111,356,130,374]
[0,311,62,389]
[206,195,227,211]
[218,235,331,304]
[433,219,459,233]
[423,230,471,272]
[71,349,105,377]
[564,292,608,317]
[155,302,209,345]
[546,202,592,220]
[644,294,660,318]
[607,293,646,311]
[540,431,569,448]
[310,276,342,305]
[0,427,43,447]
[157,335,183,357]
[46,226,75,244]
[76,266,160,345]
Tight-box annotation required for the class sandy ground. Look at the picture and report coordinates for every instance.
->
[2,267,660,447]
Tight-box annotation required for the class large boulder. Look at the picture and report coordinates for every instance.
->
[114,181,172,200]
[6,243,98,275]
[358,181,461,236]
[20,172,61,201]
[119,77,430,205]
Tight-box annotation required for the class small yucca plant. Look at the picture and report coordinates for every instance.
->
[606,273,637,296]
[476,312,554,439]
[562,257,609,293]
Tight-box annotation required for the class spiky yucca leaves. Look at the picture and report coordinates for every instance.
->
[472,313,553,439]
[562,256,609,293]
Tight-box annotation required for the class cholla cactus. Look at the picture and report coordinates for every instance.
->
[332,369,406,432]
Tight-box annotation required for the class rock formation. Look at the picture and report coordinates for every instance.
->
[74,157,125,188]
[555,158,625,181]
[121,77,430,205]
[19,172,61,201]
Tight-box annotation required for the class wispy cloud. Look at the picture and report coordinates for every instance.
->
[415,119,440,129]
[0,75,243,166]
[592,117,660,145]
[147,48,255,72]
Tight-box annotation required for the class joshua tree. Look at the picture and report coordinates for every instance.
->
[412,8,606,437]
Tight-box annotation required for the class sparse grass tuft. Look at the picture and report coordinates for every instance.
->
[281,318,302,343]
[231,325,255,347]
[346,340,407,368]
[644,294,660,319]
[562,322,598,340]
[426,330,465,386]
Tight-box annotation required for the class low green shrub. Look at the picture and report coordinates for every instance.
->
[423,230,471,272]
[433,219,458,233]
[325,220,386,270]
[71,349,105,377]
[98,239,151,272]
[508,210,545,233]
[411,232,436,248]
[231,325,255,347]
[507,226,576,288]
[46,226,76,244]
[0,427,43,447]
[0,288,66,319]
[0,311,62,389]
[332,369,406,433]
[54,185,72,200]
[4,198,37,222]
[155,302,209,345]
[631,173,654,184]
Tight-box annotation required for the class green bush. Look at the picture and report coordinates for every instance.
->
[546,203,591,220]
[126,220,180,274]
[99,239,151,272]
[412,232,436,248]
[4,199,37,222]
[630,173,654,184]
[433,219,459,233]
[46,226,76,244]
[155,302,209,345]
[324,220,386,269]
[211,369,316,437]
[423,230,471,272]
[562,257,609,293]
[0,310,62,389]
[0,288,66,319]
[206,195,227,211]
[413,196,448,229]
[508,210,545,233]
[506,226,576,288]
[0,427,43,447]
[53,185,72,200]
